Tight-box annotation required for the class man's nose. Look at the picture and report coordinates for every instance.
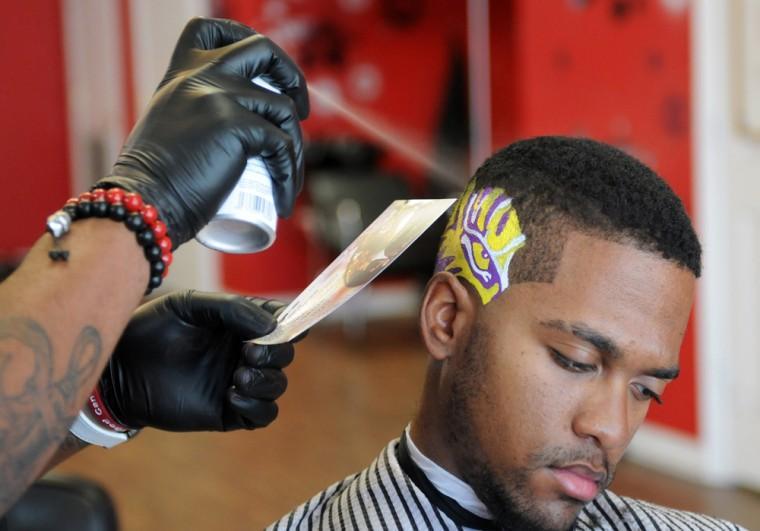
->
[572,380,634,453]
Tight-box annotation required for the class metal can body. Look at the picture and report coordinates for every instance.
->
[196,157,278,253]
[196,76,280,254]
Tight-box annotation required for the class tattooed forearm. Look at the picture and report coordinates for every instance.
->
[0,317,101,513]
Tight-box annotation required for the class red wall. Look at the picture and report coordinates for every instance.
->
[0,1,697,436]
[0,1,71,258]
[222,1,699,436]
[218,0,466,295]
[490,0,697,436]
[221,0,697,437]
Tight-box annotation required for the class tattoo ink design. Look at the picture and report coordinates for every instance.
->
[0,318,101,510]
[435,181,527,305]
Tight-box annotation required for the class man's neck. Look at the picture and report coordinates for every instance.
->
[410,369,496,524]
[405,423,493,521]
[411,368,462,477]
[409,415,457,472]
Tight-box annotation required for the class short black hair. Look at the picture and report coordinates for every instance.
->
[465,136,701,282]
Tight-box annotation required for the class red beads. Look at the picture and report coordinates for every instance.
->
[160,241,172,278]
[157,236,172,254]
[79,191,93,202]
[124,192,143,212]
[106,188,125,204]
[141,205,158,226]
[91,189,106,201]
[152,220,167,240]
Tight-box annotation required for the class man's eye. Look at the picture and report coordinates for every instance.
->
[550,349,596,373]
[632,384,663,405]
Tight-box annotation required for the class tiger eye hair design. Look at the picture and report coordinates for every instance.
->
[435,181,526,305]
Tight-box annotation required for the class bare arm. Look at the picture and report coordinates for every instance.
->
[0,14,310,517]
[44,434,91,471]
[0,219,146,513]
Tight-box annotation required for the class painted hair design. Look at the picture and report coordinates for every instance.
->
[435,181,526,305]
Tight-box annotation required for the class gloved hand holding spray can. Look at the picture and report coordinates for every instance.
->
[196,77,285,254]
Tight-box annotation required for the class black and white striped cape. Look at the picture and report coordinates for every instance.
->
[267,436,745,531]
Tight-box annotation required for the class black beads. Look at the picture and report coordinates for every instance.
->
[92,200,109,218]
[144,244,161,261]
[76,201,92,218]
[109,203,127,221]
[150,259,165,276]
[125,213,145,232]
[136,229,155,246]
[148,275,162,289]
[48,249,70,261]
[63,204,78,221]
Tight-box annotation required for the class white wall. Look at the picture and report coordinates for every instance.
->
[627,0,760,490]
[63,0,218,294]
[717,0,760,490]
[127,0,219,294]
[128,0,212,112]
[62,0,128,193]
[693,0,760,490]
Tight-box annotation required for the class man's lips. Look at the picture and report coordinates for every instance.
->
[549,464,605,503]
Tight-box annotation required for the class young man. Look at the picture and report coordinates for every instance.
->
[268,137,743,530]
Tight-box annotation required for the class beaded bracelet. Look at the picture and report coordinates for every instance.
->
[45,188,173,295]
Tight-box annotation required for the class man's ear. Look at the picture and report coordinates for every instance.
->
[419,272,477,361]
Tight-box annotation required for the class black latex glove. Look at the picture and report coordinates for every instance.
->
[97,17,310,246]
[99,290,295,431]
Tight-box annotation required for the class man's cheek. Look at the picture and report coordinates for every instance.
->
[474,374,551,458]
[508,369,577,450]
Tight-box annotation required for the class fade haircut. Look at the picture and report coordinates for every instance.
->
[438,136,701,295]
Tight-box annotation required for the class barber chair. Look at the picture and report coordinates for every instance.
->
[305,139,445,337]
[0,475,119,531]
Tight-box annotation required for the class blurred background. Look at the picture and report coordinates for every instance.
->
[1,0,759,529]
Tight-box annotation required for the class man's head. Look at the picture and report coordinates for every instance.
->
[415,136,700,531]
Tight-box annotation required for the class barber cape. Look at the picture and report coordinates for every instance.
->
[267,434,745,531]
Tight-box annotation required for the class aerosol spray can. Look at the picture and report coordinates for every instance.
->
[196,77,281,254]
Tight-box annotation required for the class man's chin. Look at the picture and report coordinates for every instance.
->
[486,475,586,531]
[488,506,581,531]
[525,500,583,531]
[477,491,580,531]
[539,497,586,530]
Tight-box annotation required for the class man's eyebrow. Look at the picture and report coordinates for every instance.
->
[540,319,622,359]
[540,319,680,379]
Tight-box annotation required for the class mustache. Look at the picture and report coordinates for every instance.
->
[527,446,613,488]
